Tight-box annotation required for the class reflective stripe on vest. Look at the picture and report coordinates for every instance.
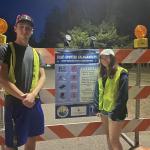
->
[98,66,128,112]
[6,42,39,96]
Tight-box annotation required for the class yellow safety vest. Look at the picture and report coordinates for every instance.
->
[6,42,40,96]
[98,66,128,112]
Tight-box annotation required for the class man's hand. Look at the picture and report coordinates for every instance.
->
[22,93,35,108]
[21,93,27,100]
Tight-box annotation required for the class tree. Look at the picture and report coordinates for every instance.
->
[95,21,131,48]
[68,27,89,48]
[65,21,131,48]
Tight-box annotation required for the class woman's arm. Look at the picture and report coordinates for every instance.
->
[110,72,128,120]
[93,80,100,113]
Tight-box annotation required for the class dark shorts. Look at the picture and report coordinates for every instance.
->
[100,110,127,121]
[4,96,44,148]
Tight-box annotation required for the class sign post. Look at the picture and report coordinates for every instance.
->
[134,25,148,147]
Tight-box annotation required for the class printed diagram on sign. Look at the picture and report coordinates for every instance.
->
[56,105,69,118]
[71,83,77,90]
[58,66,67,72]
[58,75,66,81]
[59,84,66,89]
[71,65,78,72]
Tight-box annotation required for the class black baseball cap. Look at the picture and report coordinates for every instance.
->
[15,14,34,27]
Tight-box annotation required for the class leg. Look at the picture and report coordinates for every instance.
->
[4,102,16,150]
[24,100,44,150]
[108,119,124,150]
[101,114,113,150]
[24,136,36,150]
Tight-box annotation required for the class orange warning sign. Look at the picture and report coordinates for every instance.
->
[0,18,8,34]
[134,25,147,39]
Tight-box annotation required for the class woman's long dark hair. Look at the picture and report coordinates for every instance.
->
[100,55,117,79]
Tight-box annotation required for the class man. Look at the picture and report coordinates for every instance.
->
[0,14,46,150]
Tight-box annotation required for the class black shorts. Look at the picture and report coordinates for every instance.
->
[100,110,127,121]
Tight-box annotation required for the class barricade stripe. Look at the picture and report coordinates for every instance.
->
[100,49,150,63]
[46,48,55,64]
[0,98,4,107]
[92,123,105,135]
[66,124,88,137]
[121,49,145,63]
[40,89,55,104]
[36,48,150,65]
[41,127,59,140]
[78,122,102,136]
[135,87,150,99]
[129,86,141,99]
[48,125,75,138]
[36,48,55,65]
[134,119,150,132]
[146,126,150,131]
[1,86,150,105]
[47,89,55,97]
[136,50,150,63]
[0,136,4,145]
[36,136,45,141]
[122,120,130,128]
[41,86,150,102]
[0,119,149,144]
[115,49,133,63]
[122,119,143,132]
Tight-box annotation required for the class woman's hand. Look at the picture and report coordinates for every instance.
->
[96,112,101,117]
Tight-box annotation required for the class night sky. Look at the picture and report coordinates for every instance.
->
[0,0,66,41]
[1,0,150,47]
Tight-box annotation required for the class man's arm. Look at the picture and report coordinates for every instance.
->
[0,63,24,100]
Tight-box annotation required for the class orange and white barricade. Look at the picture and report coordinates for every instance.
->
[0,48,150,149]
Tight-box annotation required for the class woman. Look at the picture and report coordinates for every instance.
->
[94,49,128,150]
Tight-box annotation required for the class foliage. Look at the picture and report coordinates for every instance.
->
[65,21,131,48]
[67,27,89,48]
